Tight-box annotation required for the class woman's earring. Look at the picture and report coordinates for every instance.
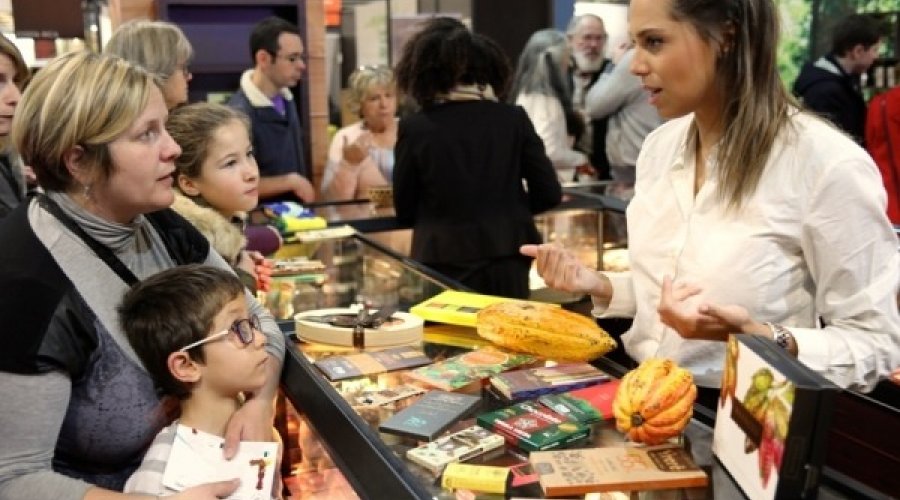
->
[83,183,92,200]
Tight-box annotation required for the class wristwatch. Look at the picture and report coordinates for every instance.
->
[764,322,794,350]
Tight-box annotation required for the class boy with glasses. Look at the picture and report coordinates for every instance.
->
[118,264,275,497]
[228,16,316,203]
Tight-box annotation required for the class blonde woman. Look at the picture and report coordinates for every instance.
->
[524,0,900,394]
[0,52,283,499]
[321,65,397,200]
[105,19,193,109]
[0,34,29,217]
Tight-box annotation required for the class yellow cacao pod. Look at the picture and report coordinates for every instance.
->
[475,302,617,362]
[613,358,697,445]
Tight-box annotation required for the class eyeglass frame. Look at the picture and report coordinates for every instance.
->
[274,52,305,65]
[178,314,262,352]
[172,59,192,78]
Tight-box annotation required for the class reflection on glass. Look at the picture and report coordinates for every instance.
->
[263,235,448,320]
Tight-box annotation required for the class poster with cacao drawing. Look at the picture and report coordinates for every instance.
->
[712,335,837,500]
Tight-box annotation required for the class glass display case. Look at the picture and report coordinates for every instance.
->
[263,232,458,321]
[303,184,630,300]
[275,233,888,500]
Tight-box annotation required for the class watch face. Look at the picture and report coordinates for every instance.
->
[772,324,792,349]
[775,333,790,349]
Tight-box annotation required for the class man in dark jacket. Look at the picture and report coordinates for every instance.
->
[228,16,315,203]
[793,14,882,144]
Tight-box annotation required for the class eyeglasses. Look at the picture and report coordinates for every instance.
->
[581,33,609,43]
[276,53,305,65]
[178,314,261,352]
[174,61,191,78]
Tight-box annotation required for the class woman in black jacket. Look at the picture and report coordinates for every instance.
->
[393,18,562,298]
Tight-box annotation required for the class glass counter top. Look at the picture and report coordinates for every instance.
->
[271,226,887,499]
[284,327,854,500]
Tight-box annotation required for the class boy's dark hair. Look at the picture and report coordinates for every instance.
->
[118,264,245,399]
[250,16,301,61]
[394,17,511,106]
[831,14,882,56]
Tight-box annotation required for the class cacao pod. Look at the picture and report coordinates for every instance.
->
[475,302,616,362]
[612,358,697,445]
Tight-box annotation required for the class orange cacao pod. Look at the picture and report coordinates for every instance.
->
[612,358,697,445]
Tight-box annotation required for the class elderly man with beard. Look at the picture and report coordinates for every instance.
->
[567,14,612,180]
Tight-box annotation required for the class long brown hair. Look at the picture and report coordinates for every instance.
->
[672,0,796,209]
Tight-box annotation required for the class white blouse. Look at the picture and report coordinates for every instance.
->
[516,93,587,182]
[595,112,900,392]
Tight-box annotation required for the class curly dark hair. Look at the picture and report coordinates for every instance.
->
[394,17,511,106]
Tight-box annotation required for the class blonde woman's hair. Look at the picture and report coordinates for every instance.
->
[12,51,158,192]
[166,102,251,183]
[671,0,796,210]
[105,19,193,81]
[346,65,395,117]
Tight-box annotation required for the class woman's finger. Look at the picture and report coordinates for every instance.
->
[659,275,674,306]
[671,282,702,301]
[520,244,538,258]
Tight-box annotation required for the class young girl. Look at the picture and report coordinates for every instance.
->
[166,102,276,291]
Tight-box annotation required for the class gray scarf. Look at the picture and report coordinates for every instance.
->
[45,190,175,276]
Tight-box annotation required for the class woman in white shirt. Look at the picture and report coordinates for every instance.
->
[510,29,593,183]
[321,65,397,201]
[522,0,900,393]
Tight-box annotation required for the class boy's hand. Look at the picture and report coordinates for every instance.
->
[171,478,240,498]
[222,397,275,459]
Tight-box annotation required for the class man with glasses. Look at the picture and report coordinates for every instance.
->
[567,13,612,180]
[229,16,316,203]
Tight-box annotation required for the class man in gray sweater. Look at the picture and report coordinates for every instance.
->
[585,43,663,200]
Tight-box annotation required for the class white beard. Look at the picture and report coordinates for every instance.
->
[573,51,605,73]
